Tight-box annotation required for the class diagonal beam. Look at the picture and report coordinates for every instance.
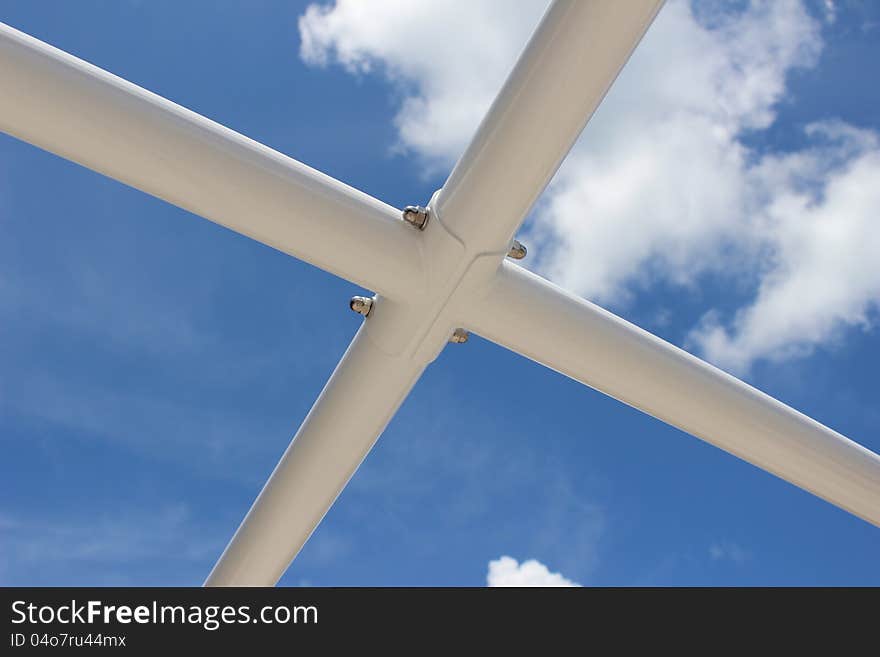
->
[432,0,664,254]
[464,263,880,527]
[198,0,668,583]
[5,0,872,587]
[206,310,430,586]
[0,22,424,301]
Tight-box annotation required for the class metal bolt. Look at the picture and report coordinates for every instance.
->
[402,205,429,230]
[507,239,527,260]
[349,296,374,317]
[449,328,469,344]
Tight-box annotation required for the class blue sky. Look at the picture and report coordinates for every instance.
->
[1,0,878,586]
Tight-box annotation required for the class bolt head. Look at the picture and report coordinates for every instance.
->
[402,205,429,230]
[349,296,373,317]
[507,239,527,260]
[449,328,469,344]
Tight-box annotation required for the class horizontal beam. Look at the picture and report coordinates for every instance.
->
[0,22,424,301]
[464,263,880,526]
[206,315,428,586]
[433,0,663,254]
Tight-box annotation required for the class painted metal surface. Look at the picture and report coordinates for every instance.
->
[1,0,877,588]
[433,0,662,255]
[0,22,424,301]
[205,320,428,586]
[466,263,880,527]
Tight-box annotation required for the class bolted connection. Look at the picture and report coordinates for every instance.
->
[449,328,469,344]
[402,205,430,230]
[507,239,527,260]
[349,295,374,317]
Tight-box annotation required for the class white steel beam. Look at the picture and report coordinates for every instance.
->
[0,22,424,301]
[205,313,430,586]
[464,263,880,527]
[432,0,663,254]
[7,0,875,591]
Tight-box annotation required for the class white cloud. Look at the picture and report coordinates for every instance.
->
[690,123,880,371]
[298,0,880,374]
[530,0,822,303]
[823,0,837,24]
[709,541,750,564]
[299,0,547,171]
[487,556,580,587]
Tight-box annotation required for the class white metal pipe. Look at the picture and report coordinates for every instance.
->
[433,0,663,254]
[465,263,880,527]
[205,319,428,586]
[0,22,424,301]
